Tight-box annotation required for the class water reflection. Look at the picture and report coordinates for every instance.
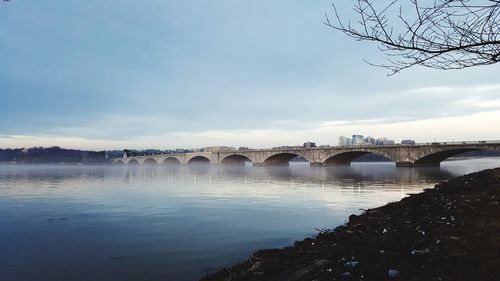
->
[115,163,456,189]
[0,161,482,188]
[0,159,499,281]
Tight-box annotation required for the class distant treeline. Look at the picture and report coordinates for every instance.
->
[0,147,195,164]
[0,147,196,164]
[0,147,107,164]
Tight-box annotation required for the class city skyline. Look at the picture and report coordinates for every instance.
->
[1,1,500,150]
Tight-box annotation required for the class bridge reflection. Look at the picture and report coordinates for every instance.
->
[2,160,498,197]
[119,162,465,190]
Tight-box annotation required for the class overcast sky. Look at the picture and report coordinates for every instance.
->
[1,0,499,150]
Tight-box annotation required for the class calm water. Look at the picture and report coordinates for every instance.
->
[1,159,499,281]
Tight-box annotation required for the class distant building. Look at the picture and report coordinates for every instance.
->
[401,139,416,145]
[364,136,376,145]
[376,137,395,145]
[384,139,396,145]
[339,134,400,146]
[352,135,365,145]
[303,142,316,148]
[338,136,352,147]
[375,138,387,146]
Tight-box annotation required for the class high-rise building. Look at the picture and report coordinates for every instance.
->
[338,136,352,146]
[352,135,365,145]
[375,137,387,146]
[376,137,396,146]
[364,136,375,145]
[339,134,400,146]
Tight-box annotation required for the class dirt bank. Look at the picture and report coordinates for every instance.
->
[201,168,500,281]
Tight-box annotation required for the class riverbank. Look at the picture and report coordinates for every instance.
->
[202,168,500,281]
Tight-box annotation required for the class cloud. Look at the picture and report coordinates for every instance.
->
[2,111,500,150]
[1,1,499,148]
[1,82,500,141]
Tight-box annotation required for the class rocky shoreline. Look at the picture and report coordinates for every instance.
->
[201,168,500,281]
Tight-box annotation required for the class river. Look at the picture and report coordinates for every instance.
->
[1,158,499,281]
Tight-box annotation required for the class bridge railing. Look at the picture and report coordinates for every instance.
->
[412,140,500,146]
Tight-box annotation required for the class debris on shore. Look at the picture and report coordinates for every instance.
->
[201,168,500,281]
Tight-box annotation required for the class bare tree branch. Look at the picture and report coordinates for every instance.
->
[327,0,500,75]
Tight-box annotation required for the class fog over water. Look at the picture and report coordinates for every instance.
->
[1,159,499,281]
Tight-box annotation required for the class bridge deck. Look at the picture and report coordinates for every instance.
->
[114,141,500,167]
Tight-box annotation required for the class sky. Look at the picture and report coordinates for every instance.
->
[1,0,500,150]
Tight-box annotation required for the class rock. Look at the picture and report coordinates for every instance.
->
[411,248,430,255]
[344,261,359,268]
[247,261,261,272]
[201,168,500,281]
[341,272,351,278]
[349,214,359,223]
[388,269,400,278]
[288,268,310,281]
[313,259,330,268]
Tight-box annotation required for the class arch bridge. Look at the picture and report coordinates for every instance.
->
[114,141,500,167]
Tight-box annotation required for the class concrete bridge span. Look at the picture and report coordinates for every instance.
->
[114,141,500,167]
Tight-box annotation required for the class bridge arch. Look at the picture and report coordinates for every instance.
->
[414,148,483,166]
[221,154,252,165]
[127,159,139,165]
[162,157,181,165]
[188,156,211,165]
[143,158,158,165]
[263,153,310,166]
[114,160,125,165]
[323,151,394,165]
